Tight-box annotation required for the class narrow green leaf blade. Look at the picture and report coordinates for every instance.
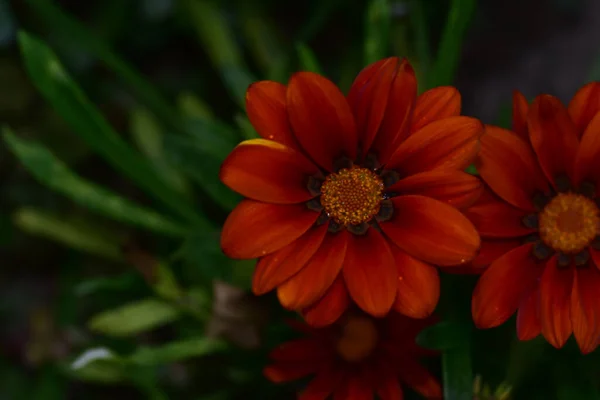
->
[13,208,123,260]
[4,128,188,237]
[364,0,391,64]
[69,348,125,384]
[88,298,181,337]
[129,338,227,366]
[296,43,322,74]
[17,31,204,226]
[428,0,477,87]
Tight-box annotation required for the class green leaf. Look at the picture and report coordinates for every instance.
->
[69,348,125,384]
[443,346,473,400]
[185,0,256,108]
[296,43,322,74]
[17,31,204,226]
[13,208,123,260]
[88,298,181,337]
[465,164,478,175]
[234,114,259,141]
[24,0,182,131]
[428,0,477,87]
[364,0,391,64]
[152,263,184,302]
[177,92,214,120]
[129,107,192,198]
[4,128,188,237]
[408,0,432,86]
[129,338,227,366]
[163,135,241,210]
[416,321,470,350]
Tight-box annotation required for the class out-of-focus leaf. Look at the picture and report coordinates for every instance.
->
[177,92,214,119]
[74,273,142,297]
[185,0,256,107]
[364,0,391,64]
[416,320,470,350]
[443,345,473,400]
[130,108,192,198]
[13,208,122,261]
[18,32,204,226]
[163,135,241,210]
[0,213,13,246]
[428,0,477,87]
[0,0,15,47]
[409,0,432,84]
[296,0,344,42]
[69,348,125,383]
[24,0,181,130]
[555,361,600,400]
[234,114,258,140]
[180,117,239,161]
[129,338,227,366]
[4,128,188,237]
[238,2,286,79]
[296,43,322,74]
[30,367,65,400]
[465,165,478,175]
[87,298,181,337]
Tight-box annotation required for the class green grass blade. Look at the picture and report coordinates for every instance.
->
[13,208,123,261]
[4,128,188,237]
[18,32,205,226]
[184,0,256,108]
[409,0,432,87]
[24,0,181,130]
[428,0,477,87]
[296,43,322,74]
[364,0,391,64]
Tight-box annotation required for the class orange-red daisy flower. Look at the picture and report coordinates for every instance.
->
[264,312,442,399]
[470,82,600,354]
[220,57,482,325]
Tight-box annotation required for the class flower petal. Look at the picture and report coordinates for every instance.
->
[269,338,329,362]
[381,195,480,266]
[287,72,357,171]
[375,367,403,400]
[387,169,483,210]
[528,95,579,186]
[512,90,530,141]
[278,231,349,310]
[220,139,320,204]
[570,266,600,354]
[302,276,350,327]
[464,190,534,238]
[300,366,344,400]
[246,81,300,149]
[370,60,417,164]
[343,229,397,316]
[472,239,522,269]
[391,246,440,319]
[539,256,574,349]
[398,360,442,400]
[477,125,549,211]
[568,82,600,136]
[343,375,374,400]
[574,112,600,189]
[347,57,399,156]
[472,243,544,328]
[516,288,541,341]
[592,248,600,272]
[410,86,461,133]
[253,224,328,295]
[386,116,483,175]
[221,200,319,259]
[263,363,318,383]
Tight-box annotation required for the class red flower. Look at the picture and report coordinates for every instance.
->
[264,312,442,399]
[470,83,600,354]
[220,57,482,325]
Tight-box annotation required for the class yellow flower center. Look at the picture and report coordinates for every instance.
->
[335,315,379,362]
[320,166,384,226]
[538,193,600,254]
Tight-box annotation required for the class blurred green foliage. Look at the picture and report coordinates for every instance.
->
[1,0,600,399]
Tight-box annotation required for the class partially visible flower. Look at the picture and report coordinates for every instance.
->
[470,82,600,353]
[220,57,482,325]
[264,312,442,399]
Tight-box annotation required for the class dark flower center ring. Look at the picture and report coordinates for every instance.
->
[538,193,600,254]
[320,166,384,226]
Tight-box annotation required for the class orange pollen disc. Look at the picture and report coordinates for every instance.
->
[335,315,379,362]
[320,166,384,226]
[538,193,600,254]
